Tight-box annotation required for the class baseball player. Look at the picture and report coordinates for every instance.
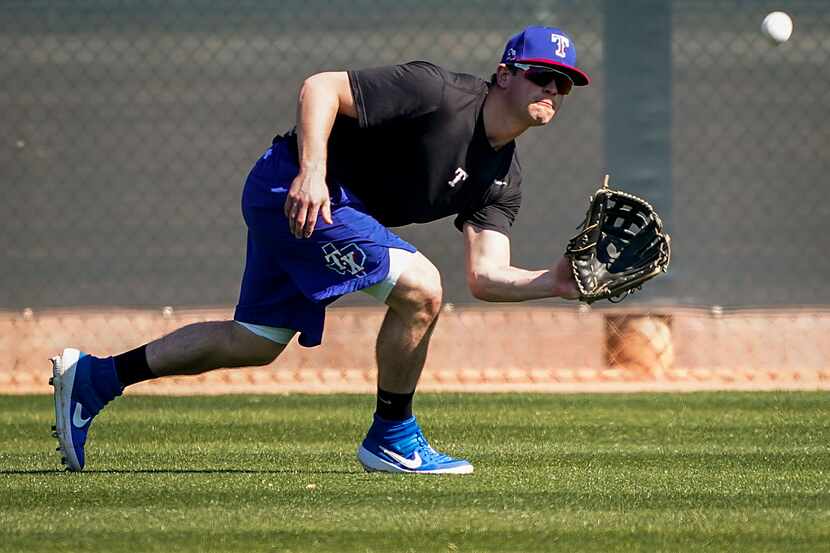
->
[50,26,590,474]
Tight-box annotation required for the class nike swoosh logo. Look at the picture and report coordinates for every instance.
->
[379,446,422,469]
[72,403,91,427]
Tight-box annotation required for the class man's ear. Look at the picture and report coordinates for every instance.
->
[495,64,512,88]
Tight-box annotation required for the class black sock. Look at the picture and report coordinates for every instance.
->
[113,345,155,387]
[376,388,414,421]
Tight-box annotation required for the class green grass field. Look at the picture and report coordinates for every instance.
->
[1,393,828,552]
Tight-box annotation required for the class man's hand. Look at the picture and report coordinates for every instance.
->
[284,168,333,238]
[552,256,580,300]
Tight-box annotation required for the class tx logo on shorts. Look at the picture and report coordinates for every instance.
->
[322,242,367,277]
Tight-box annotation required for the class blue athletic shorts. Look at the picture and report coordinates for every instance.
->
[233,139,416,348]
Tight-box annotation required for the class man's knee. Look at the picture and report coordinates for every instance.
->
[226,321,287,367]
[387,253,443,323]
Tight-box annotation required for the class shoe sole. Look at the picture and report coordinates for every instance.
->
[357,445,474,474]
[50,348,83,471]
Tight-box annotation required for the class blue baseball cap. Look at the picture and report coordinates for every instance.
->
[501,26,590,86]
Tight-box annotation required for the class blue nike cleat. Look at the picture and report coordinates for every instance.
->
[358,415,474,474]
[50,348,123,471]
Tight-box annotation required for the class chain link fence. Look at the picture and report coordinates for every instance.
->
[3,0,829,310]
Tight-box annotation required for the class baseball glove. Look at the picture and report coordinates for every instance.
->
[565,176,671,304]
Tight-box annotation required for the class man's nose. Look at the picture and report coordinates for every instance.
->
[543,81,560,96]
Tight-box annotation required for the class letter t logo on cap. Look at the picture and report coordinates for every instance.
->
[551,33,570,58]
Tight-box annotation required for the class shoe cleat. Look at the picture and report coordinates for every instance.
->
[358,415,473,475]
[51,348,123,471]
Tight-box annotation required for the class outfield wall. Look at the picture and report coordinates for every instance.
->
[4,3,830,396]
[2,306,827,394]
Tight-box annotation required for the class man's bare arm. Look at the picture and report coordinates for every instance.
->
[463,223,578,302]
[285,71,357,238]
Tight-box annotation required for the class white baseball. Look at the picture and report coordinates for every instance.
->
[761,11,793,44]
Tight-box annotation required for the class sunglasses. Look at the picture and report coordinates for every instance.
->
[510,63,573,95]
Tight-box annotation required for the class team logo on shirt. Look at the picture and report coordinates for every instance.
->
[448,167,469,188]
[322,242,367,277]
